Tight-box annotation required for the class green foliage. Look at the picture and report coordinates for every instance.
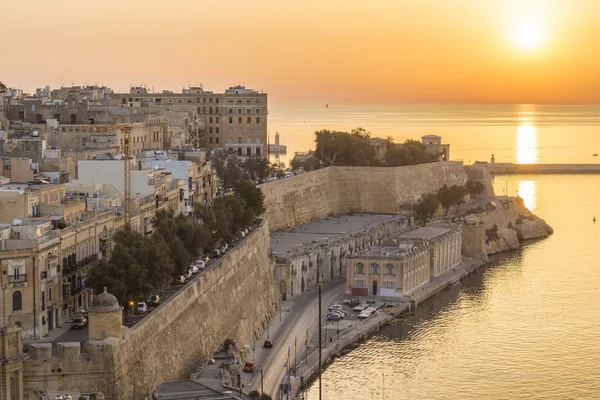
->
[86,227,169,307]
[465,180,485,195]
[249,390,261,399]
[234,179,265,215]
[437,184,467,215]
[259,395,273,400]
[212,150,246,188]
[244,155,270,181]
[413,194,439,226]
[384,140,437,167]
[485,224,500,242]
[314,128,377,166]
[223,338,236,351]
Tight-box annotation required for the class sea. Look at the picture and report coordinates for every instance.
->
[268,104,600,400]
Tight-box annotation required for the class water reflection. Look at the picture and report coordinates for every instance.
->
[516,125,539,164]
[517,180,537,212]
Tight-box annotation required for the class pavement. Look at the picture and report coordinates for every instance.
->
[246,278,347,398]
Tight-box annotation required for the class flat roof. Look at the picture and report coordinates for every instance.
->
[398,227,449,240]
[271,214,401,257]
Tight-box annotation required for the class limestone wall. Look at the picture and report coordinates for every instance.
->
[115,219,277,399]
[262,162,468,232]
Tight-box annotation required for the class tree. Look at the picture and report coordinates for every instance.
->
[314,128,377,166]
[212,150,245,188]
[466,180,485,196]
[385,136,395,149]
[244,155,270,181]
[437,184,467,215]
[249,390,261,399]
[384,147,414,167]
[413,194,439,226]
[234,179,265,215]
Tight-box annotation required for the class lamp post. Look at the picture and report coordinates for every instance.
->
[318,271,323,400]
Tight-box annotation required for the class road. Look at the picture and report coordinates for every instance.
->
[250,279,346,398]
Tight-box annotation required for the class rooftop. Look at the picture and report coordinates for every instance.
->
[350,227,453,259]
[398,227,449,240]
[271,214,402,258]
[154,380,240,399]
[422,134,442,139]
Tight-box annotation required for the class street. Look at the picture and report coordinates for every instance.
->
[249,279,346,398]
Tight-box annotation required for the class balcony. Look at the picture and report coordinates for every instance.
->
[8,275,26,284]
[63,254,99,275]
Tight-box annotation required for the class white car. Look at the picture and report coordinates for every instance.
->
[136,302,148,314]
[195,260,206,270]
[175,275,185,284]
[190,265,199,274]
[185,270,193,280]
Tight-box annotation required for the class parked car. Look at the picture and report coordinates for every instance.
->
[175,275,185,284]
[212,249,221,258]
[328,310,346,318]
[195,260,206,270]
[185,270,193,280]
[147,295,161,307]
[136,302,148,315]
[190,265,199,274]
[243,362,255,373]
[71,316,87,330]
[74,309,88,320]
[328,304,343,311]
[326,313,341,321]
[263,340,274,348]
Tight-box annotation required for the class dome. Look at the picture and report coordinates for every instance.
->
[91,287,122,312]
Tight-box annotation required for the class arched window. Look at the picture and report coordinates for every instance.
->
[386,264,394,275]
[356,263,364,274]
[12,291,22,311]
[371,263,379,274]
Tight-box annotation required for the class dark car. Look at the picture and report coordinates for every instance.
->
[263,340,273,348]
[71,316,87,330]
[147,295,161,307]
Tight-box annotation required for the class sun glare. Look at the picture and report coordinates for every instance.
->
[511,20,544,51]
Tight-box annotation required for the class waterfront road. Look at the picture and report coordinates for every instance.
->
[249,279,346,398]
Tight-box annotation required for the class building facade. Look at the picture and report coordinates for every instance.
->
[346,227,463,297]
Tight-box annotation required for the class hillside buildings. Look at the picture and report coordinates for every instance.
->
[346,227,463,297]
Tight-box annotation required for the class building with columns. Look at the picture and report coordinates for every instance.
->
[346,227,463,297]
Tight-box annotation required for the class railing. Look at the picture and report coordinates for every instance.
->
[8,275,26,283]
[63,254,99,275]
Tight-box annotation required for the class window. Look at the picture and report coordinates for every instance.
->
[354,280,365,288]
[256,99,261,104]
[216,117,220,123]
[356,263,364,274]
[237,100,242,104]
[238,117,242,123]
[12,291,22,311]
[247,117,251,124]
[247,99,252,104]
[246,108,251,114]
[247,127,251,134]
[209,117,213,123]
[237,108,243,114]
[256,138,261,144]
[228,108,234,114]
[256,147,261,155]
[42,290,45,311]
[371,263,379,274]
[228,100,234,104]
[238,137,242,144]
[216,137,220,144]
[209,98,213,103]
[216,98,220,103]
[49,288,52,301]
[384,281,394,289]
[216,127,220,134]
[209,137,213,144]
[229,117,233,124]
[238,127,242,134]
[247,138,252,144]
[255,108,261,114]
[256,116,261,123]
[203,98,207,103]
[209,107,213,114]
[228,127,233,134]
[386,264,394,275]
[256,127,260,134]
[228,137,233,144]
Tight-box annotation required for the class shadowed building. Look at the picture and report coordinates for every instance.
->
[421,134,450,161]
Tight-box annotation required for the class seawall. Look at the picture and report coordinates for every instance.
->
[115,219,278,399]
[261,162,468,232]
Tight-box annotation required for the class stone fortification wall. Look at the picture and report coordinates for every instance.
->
[464,198,553,255]
[262,162,468,232]
[115,219,277,399]
[464,165,496,196]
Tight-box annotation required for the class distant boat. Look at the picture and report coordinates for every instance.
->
[326,104,329,108]
[593,154,598,156]
[594,215,597,223]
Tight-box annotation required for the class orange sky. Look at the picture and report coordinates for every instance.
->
[3,0,600,104]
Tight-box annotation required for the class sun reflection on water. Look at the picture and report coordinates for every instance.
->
[516,125,539,164]
[517,180,537,212]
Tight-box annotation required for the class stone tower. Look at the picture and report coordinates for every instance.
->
[88,287,123,342]
[0,317,25,400]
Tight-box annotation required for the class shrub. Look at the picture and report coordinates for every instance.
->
[485,224,500,242]
[223,338,236,351]
[249,390,261,399]
[260,395,273,400]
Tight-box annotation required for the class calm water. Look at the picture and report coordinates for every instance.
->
[305,173,600,399]
[269,104,600,165]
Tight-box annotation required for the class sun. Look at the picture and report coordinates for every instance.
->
[511,20,544,51]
